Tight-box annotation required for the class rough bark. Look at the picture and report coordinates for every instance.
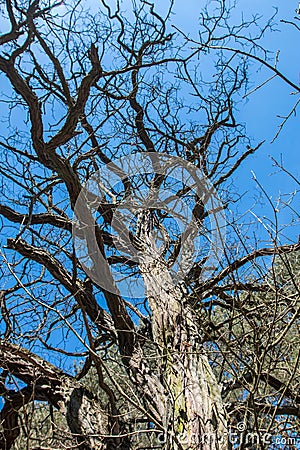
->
[137,213,228,449]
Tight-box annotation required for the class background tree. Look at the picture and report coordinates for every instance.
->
[0,1,299,449]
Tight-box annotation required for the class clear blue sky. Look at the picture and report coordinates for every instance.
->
[170,0,300,245]
[113,0,300,245]
[232,1,300,245]
[0,0,298,245]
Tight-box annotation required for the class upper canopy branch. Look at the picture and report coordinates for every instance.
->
[197,238,300,294]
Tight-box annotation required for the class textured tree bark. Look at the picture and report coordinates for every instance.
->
[138,232,228,449]
[66,386,108,450]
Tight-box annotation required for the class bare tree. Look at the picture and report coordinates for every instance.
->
[0,1,299,449]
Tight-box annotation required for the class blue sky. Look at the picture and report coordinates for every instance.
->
[0,0,298,239]
[170,0,300,245]
[233,1,300,245]
[113,0,300,245]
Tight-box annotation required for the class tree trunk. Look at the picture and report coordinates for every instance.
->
[137,214,228,449]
